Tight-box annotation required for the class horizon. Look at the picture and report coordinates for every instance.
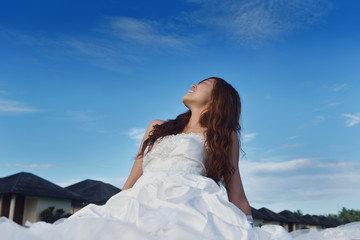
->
[1,0,359,216]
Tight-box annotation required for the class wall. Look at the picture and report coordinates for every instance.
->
[23,196,38,225]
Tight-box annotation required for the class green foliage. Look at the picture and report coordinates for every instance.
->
[293,209,303,216]
[338,207,360,222]
[39,206,72,223]
[326,214,338,219]
[317,207,360,223]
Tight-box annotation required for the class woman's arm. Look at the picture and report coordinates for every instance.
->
[122,119,165,191]
[226,131,252,216]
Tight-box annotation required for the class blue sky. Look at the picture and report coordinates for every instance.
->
[1,0,359,215]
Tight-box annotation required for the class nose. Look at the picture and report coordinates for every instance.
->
[191,84,196,89]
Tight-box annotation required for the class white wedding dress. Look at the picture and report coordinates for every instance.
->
[0,132,359,240]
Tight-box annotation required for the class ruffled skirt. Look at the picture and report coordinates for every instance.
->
[0,171,358,240]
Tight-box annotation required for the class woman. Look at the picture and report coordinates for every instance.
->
[122,77,253,221]
[0,77,293,239]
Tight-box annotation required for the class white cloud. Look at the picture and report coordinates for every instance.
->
[240,157,360,206]
[0,98,42,114]
[184,0,331,47]
[287,135,300,140]
[242,132,256,143]
[264,143,303,154]
[64,39,116,57]
[328,102,341,106]
[126,128,146,144]
[298,115,326,129]
[49,110,105,133]
[2,163,56,170]
[104,16,185,48]
[331,83,348,92]
[342,113,360,127]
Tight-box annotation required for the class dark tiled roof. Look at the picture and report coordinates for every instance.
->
[66,179,121,205]
[317,216,337,227]
[302,214,325,226]
[258,207,290,222]
[251,207,267,220]
[325,217,343,227]
[278,210,305,224]
[0,172,84,201]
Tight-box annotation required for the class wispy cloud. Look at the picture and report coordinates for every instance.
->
[298,115,326,129]
[331,83,348,92]
[50,110,105,133]
[4,0,332,68]
[183,0,332,47]
[103,16,186,48]
[342,112,360,127]
[328,102,341,106]
[2,163,56,170]
[287,135,300,140]
[2,28,141,72]
[242,132,257,143]
[264,143,303,154]
[0,98,42,114]
[126,128,146,144]
[240,157,360,205]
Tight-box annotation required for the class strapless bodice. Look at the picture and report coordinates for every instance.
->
[142,132,207,175]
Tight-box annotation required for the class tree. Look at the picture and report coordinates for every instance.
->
[293,209,303,216]
[338,207,360,222]
[39,206,72,223]
[325,213,338,219]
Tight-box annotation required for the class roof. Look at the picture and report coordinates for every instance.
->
[0,172,84,201]
[278,210,305,224]
[251,207,268,220]
[302,214,325,226]
[258,207,290,222]
[66,179,121,205]
[323,217,343,227]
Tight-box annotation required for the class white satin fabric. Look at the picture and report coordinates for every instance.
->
[0,132,359,240]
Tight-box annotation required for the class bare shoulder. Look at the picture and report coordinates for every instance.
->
[150,119,165,126]
[137,119,165,152]
[145,119,165,133]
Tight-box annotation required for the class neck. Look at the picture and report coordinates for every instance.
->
[187,108,203,129]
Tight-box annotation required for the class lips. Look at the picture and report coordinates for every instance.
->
[188,90,195,93]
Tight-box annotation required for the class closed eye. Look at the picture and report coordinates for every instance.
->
[197,79,208,85]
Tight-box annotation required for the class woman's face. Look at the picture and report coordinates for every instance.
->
[182,78,215,110]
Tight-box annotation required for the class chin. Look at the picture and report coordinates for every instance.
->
[182,97,190,109]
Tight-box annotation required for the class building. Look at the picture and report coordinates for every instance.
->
[0,172,84,225]
[278,210,307,231]
[65,179,121,213]
[257,207,290,227]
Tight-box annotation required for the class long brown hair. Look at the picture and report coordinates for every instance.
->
[137,77,244,187]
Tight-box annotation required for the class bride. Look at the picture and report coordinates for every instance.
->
[123,77,253,221]
[0,77,358,240]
